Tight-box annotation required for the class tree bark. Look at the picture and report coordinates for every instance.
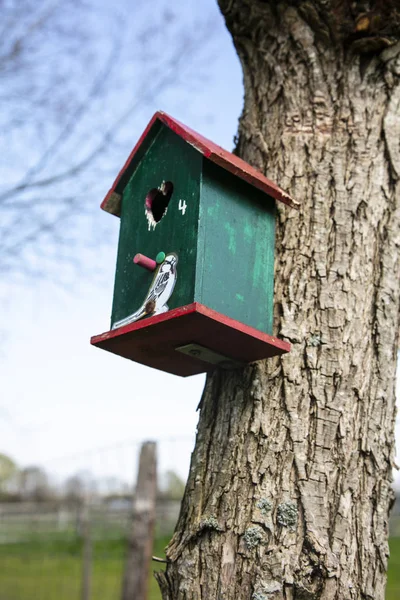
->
[156,2,400,598]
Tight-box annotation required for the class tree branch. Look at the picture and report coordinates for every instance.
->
[0,19,217,204]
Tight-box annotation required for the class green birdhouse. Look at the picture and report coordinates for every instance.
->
[91,112,298,376]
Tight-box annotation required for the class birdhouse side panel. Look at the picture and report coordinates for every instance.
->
[111,127,202,329]
[195,160,276,334]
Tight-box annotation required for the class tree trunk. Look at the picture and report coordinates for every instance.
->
[156,2,400,598]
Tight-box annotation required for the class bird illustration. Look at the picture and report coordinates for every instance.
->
[112,253,178,330]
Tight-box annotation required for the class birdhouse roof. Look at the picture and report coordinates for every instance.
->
[101,111,299,216]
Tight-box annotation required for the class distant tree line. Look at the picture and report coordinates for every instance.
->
[0,452,185,504]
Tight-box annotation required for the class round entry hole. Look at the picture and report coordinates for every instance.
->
[145,181,173,227]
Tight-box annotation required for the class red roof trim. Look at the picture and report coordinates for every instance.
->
[101,111,299,216]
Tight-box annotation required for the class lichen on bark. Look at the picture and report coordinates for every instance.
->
[156,1,400,598]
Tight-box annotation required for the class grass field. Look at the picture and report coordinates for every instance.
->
[0,536,399,599]
[0,536,169,600]
[387,538,400,599]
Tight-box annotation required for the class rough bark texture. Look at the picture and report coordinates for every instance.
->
[156,2,400,598]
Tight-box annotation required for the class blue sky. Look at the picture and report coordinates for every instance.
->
[0,0,244,486]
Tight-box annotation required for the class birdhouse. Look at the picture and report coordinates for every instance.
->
[91,112,298,376]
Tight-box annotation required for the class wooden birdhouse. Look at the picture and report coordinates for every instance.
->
[91,112,298,376]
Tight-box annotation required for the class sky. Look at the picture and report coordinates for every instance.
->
[0,0,244,488]
[1,0,399,492]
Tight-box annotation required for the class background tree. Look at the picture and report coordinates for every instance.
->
[156,2,400,599]
[18,466,52,502]
[0,453,18,497]
[64,473,87,507]
[159,470,186,501]
[1,0,217,284]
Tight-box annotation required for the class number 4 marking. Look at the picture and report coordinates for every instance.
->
[179,199,187,215]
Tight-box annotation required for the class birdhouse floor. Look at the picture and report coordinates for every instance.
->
[90,303,290,377]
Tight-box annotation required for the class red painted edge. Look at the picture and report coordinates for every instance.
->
[100,111,299,216]
[90,302,291,354]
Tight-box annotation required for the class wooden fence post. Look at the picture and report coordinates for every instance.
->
[121,441,157,600]
[81,496,92,600]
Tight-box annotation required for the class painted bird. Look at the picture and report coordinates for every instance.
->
[112,253,178,330]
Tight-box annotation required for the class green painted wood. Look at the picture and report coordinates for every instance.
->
[111,128,202,328]
[110,124,276,336]
[195,160,276,334]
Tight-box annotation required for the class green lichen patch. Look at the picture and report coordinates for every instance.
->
[277,501,298,530]
[199,515,222,533]
[244,526,264,550]
[308,333,322,346]
[256,498,272,516]
[252,580,281,599]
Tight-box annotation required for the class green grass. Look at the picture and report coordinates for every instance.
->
[387,537,400,600]
[0,536,169,600]
[0,536,399,598]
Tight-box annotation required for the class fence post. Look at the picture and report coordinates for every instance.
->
[121,441,157,600]
[81,496,92,600]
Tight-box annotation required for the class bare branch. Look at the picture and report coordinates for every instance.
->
[0,1,218,281]
[0,33,124,203]
[0,0,61,68]
[0,17,216,204]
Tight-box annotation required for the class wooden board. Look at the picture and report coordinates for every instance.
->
[91,303,290,377]
[196,160,276,334]
[111,127,201,329]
